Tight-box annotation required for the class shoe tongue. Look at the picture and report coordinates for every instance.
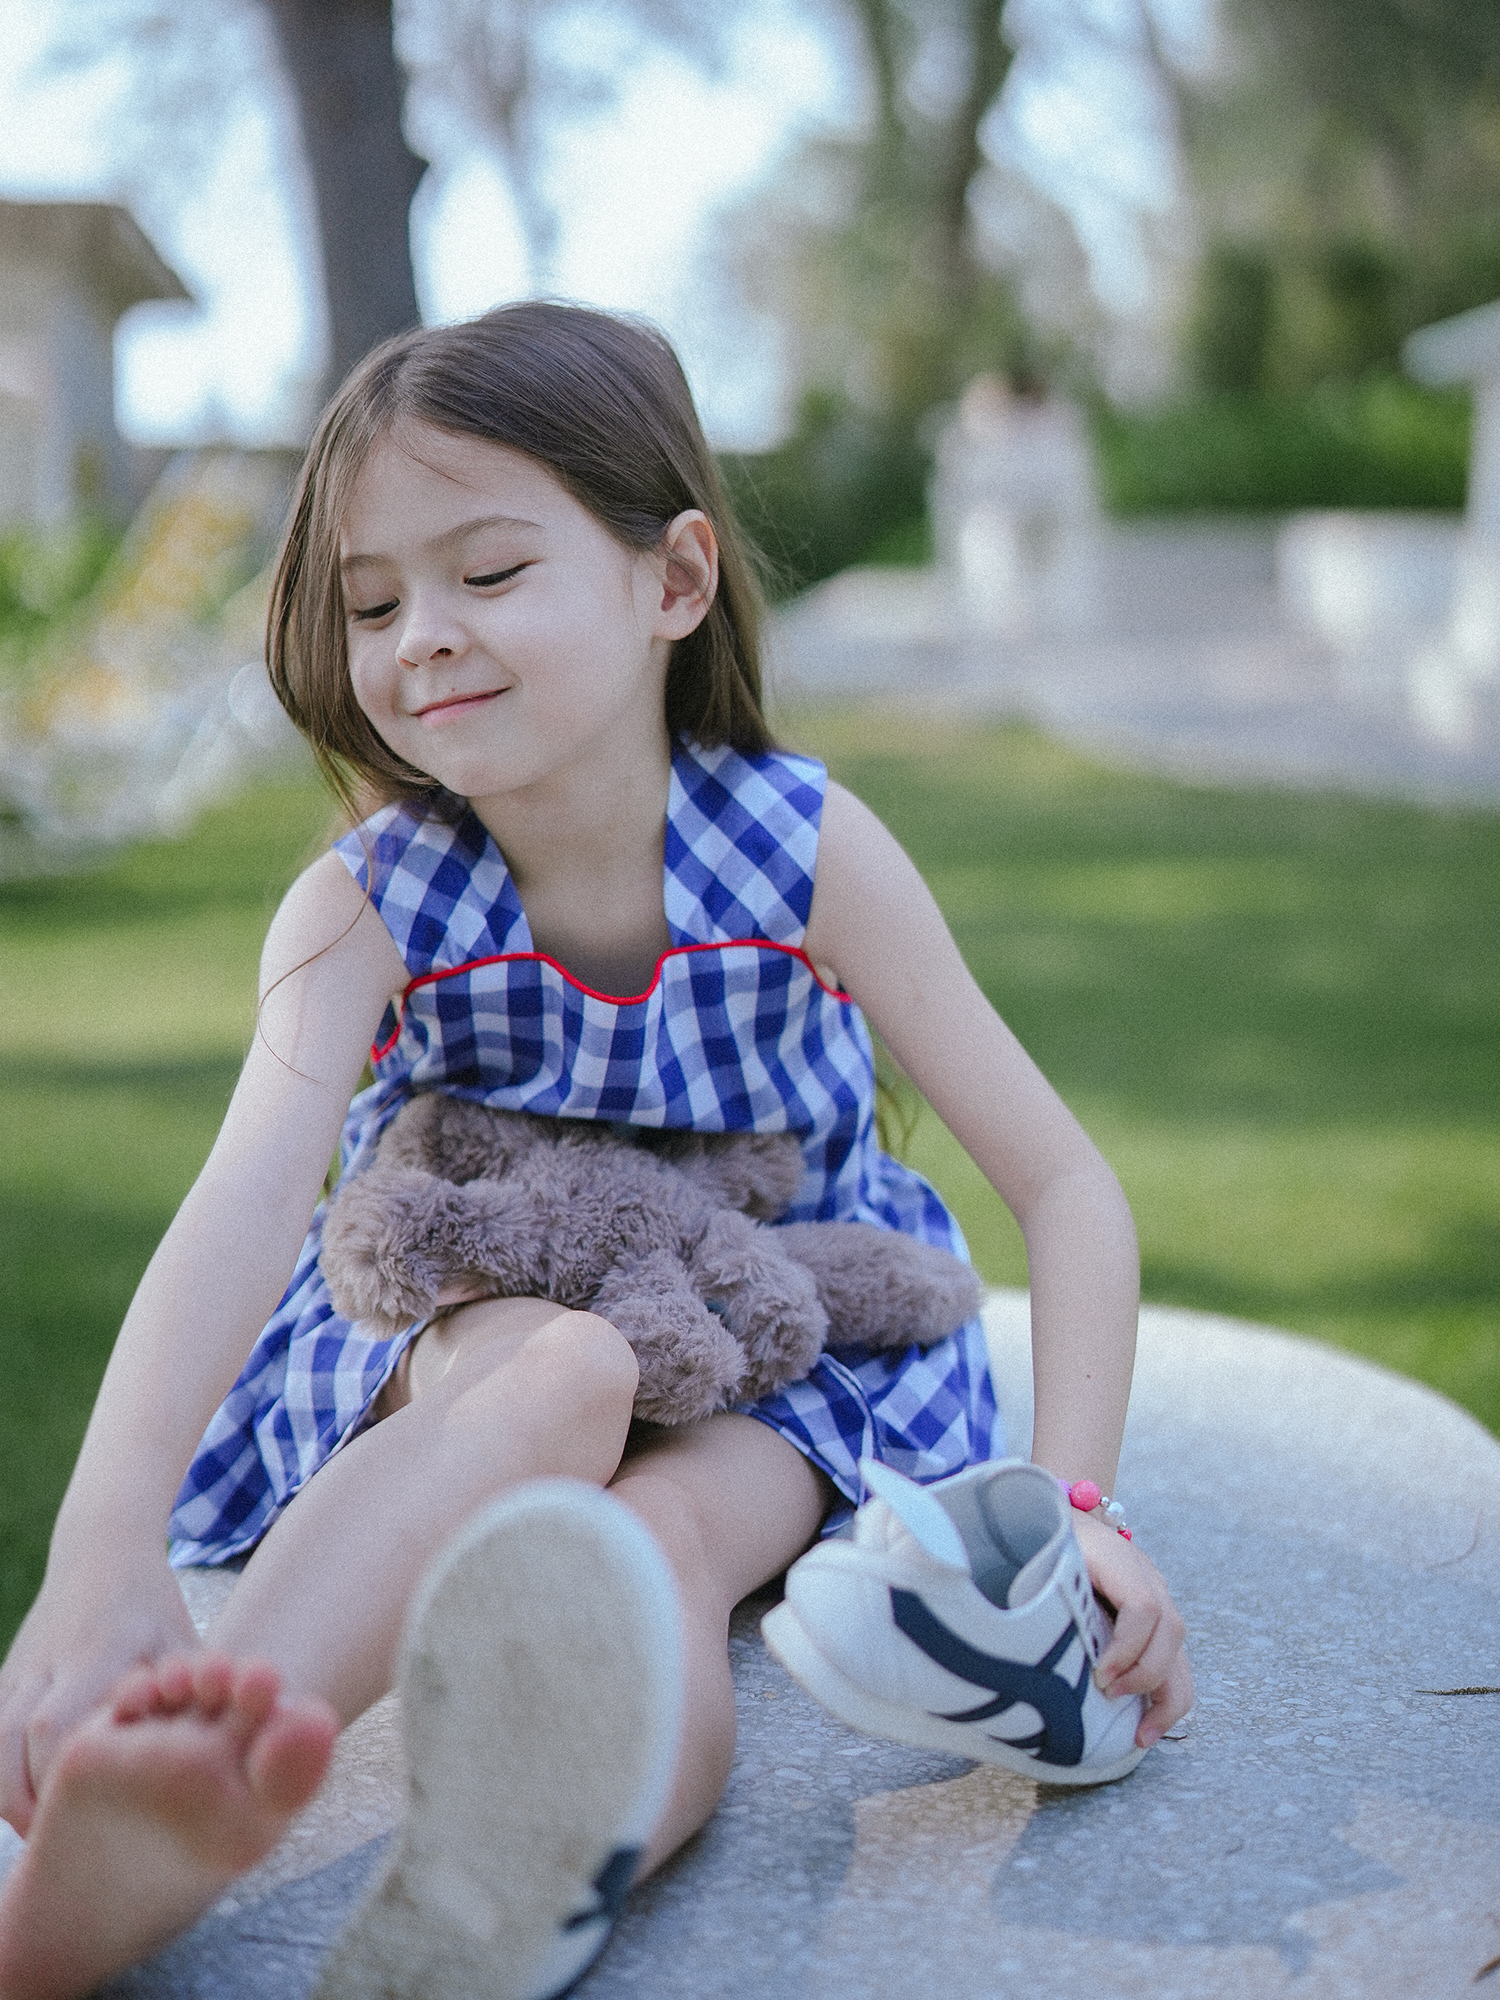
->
[1007,1524,1068,1608]
[860,1460,971,1572]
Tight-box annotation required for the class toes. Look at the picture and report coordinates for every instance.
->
[246,1703,338,1815]
[188,1653,237,1719]
[227,1661,281,1733]
[109,1666,165,1724]
[153,1657,198,1716]
[110,1653,196,1725]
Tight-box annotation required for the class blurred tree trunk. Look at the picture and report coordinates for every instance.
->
[766,0,1021,419]
[263,0,425,393]
[929,0,1011,314]
[719,0,1035,594]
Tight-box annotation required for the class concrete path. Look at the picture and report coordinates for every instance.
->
[769,527,1500,807]
[5,1295,1496,1997]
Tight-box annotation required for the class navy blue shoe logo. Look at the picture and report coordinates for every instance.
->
[563,1844,640,1932]
[540,1847,641,2000]
[890,1588,1090,1767]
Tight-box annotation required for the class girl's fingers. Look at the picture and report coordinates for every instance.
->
[1097,1595,1187,1697]
[0,1718,37,1836]
[1137,1651,1195,1748]
[1096,1595,1163,1682]
[1103,1617,1186,1702]
[1086,1522,1190,1719]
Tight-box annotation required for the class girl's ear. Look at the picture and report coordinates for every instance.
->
[652,510,719,640]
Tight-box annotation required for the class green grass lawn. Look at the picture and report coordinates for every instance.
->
[2,718,1497,1649]
[0,775,336,1645]
[789,708,1500,1434]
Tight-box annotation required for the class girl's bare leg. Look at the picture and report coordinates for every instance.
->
[227,1308,828,1875]
[607,1412,831,1872]
[210,1299,641,1719]
[0,1653,337,2000]
[0,1299,638,1998]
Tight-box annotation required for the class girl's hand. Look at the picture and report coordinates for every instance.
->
[1071,1512,1192,1750]
[0,1547,198,1835]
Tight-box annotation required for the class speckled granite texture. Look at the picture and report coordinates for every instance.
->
[3,1292,1497,1998]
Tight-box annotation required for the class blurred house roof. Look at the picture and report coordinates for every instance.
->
[0,201,191,523]
[0,199,190,316]
[1405,299,1500,386]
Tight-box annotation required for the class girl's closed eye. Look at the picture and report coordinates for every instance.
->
[346,563,526,623]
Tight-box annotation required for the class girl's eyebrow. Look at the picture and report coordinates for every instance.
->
[341,513,544,573]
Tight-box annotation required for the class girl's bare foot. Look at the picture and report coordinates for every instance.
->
[0,1650,337,2000]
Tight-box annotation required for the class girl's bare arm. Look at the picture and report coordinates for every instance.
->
[803,781,1189,1738]
[0,854,406,1830]
[805,784,1138,1481]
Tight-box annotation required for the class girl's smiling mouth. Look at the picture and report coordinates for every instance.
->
[412,689,505,721]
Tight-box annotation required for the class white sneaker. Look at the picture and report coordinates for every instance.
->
[762,1458,1147,1787]
[312,1480,683,2000]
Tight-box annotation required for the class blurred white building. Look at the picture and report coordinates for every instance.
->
[930,376,1102,638]
[1400,300,1500,746]
[0,199,188,525]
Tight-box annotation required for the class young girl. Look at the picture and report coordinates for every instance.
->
[0,303,1190,1999]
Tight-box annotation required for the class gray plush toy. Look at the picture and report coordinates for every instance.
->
[319,1093,982,1425]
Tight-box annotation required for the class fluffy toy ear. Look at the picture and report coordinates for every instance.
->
[773,1222,982,1349]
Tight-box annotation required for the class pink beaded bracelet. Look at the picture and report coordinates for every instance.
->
[1058,1477,1133,1539]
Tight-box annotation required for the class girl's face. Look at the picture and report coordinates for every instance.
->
[339,425,698,812]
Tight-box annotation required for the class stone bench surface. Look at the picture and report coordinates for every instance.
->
[4,1295,1498,1998]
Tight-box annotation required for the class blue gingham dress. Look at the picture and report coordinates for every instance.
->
[169,740,1002,1566]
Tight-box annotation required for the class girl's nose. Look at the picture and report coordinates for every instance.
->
[396,637,453,669]
[394,596,464,670]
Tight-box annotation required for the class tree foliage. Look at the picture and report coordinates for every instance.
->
[1178,0,1500,394]
[44,0,732,412]
[738,0,1038,427]
[1092,375,1469,515]
[397,0,728,290]
[720,0,1207,585]
[45,0,422,401]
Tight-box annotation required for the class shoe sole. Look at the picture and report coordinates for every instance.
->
[312,1480,683,2000]
[760,1598,1146,1788]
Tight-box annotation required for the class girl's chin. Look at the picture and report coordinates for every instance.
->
[416,757,541,806]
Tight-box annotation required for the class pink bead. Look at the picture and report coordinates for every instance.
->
[1119,1527,1132,1540]
[1068,1479,1101,1512]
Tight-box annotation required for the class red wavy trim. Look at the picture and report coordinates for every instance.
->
[371,938,850,1062]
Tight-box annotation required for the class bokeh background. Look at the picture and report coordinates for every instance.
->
[1,0,1497,1649]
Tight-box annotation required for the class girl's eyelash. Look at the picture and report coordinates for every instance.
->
[347,562,526,621]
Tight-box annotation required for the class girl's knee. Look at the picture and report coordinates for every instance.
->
[414,1304,638,1483]
[404,1297,638,1416]
[526,1307,640,1416]
[465,1301,638,1434]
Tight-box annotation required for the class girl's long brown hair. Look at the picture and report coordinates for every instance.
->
[268,303,774,821]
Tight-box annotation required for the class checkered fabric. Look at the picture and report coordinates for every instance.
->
[168,741,1003,1566]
